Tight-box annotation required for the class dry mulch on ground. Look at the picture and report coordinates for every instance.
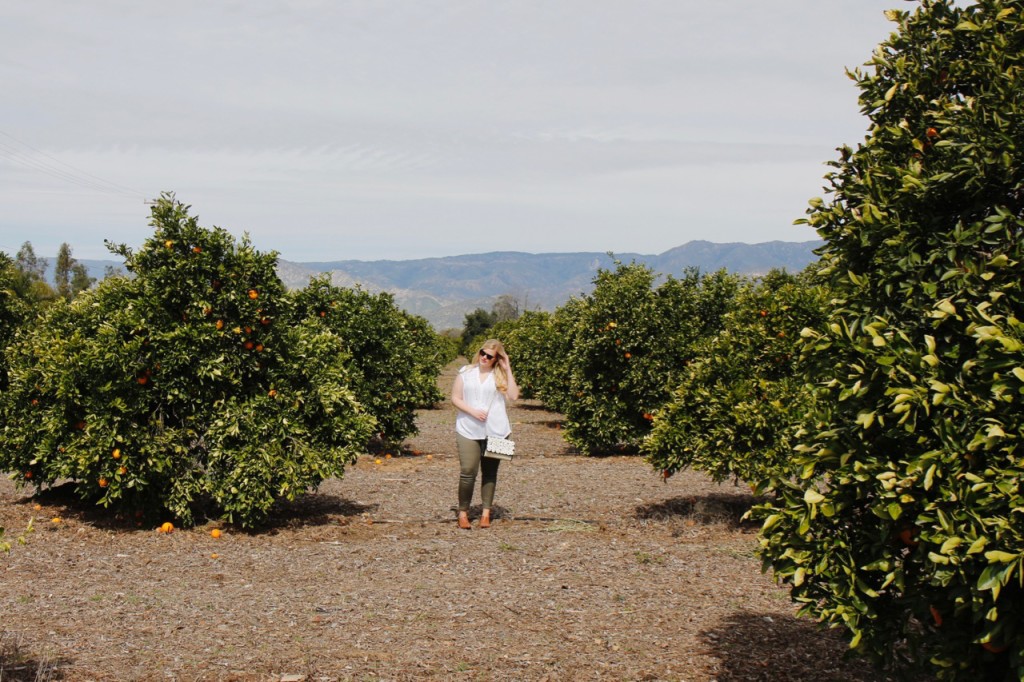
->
[1,361,892,681]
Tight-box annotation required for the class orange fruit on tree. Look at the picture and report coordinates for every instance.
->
[624,352,631,359]
[98,477,108,488]
[898,527,920,547]
[164,239,174,248]
[243,340,255,350]
[118,466,127,475]
[268,389,278,398]
[112,448,121,459]
[24,471,32,479]
[247,289,259,299]
[192,246,202,254]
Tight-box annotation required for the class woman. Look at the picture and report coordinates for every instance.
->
[451,338,520,529]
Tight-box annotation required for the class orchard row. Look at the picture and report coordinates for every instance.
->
[0,194,458,529]
[473,3,1024,679]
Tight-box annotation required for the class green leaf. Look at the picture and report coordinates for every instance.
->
[923,464,936,491]
[984,550,1018,563]
[804,489,825,505]
[939,537,962,554]
[978,563,1012,591]
[967,537,988,555]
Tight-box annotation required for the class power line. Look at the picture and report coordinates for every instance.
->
[0,129,147,200]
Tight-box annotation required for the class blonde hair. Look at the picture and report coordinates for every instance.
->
[473,339,509,393]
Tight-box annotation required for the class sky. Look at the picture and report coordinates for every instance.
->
[1,1,909,263]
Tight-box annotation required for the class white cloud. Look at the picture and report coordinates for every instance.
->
[0,1,900,261]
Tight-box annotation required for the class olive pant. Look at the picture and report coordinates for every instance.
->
[456,433,502,511]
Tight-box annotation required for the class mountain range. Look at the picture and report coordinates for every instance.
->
[72,240,822,330]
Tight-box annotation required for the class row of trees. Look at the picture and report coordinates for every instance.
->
[3,2,1020,676]
[6,241,98,305]
[474,2,1024,679]
[0,195,456,528]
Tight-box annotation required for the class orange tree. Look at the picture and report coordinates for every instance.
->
[643,268,830,484]
[460,309,563,401]
[289,276,449,446]
[0,253,30,547]
[554,262,740,453]
[534,298,589,414]
[0,195,374,527]
[483,310,557,400]
[0,253,31,392]
[751,2,1024,678]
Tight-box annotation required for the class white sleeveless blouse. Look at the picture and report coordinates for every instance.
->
[455,365,511,440]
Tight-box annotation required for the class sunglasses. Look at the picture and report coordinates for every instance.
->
[479,349,496,360]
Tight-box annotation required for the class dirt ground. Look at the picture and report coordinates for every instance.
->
[0,360,894,681]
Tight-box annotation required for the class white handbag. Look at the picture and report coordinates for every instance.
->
[484,435,515,461]
[481,388,514,460]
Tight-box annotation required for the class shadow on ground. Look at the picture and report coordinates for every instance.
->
[702,612,889,682]
[262,493,378,532]
[445,503,513,522]
[0,632,69,681]
[635,492,760,530]
[25,482,377,534]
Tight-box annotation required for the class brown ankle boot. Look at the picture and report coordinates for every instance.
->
[457,512,471,530]
[479,509,491,528]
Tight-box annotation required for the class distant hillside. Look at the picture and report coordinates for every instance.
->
[52,240,822,330]
[283,240,822,329]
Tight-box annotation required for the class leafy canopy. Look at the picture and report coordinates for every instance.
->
[752,2,1024,678]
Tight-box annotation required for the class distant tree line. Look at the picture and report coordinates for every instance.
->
[5,241,97,306]
[458,294,521,355]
